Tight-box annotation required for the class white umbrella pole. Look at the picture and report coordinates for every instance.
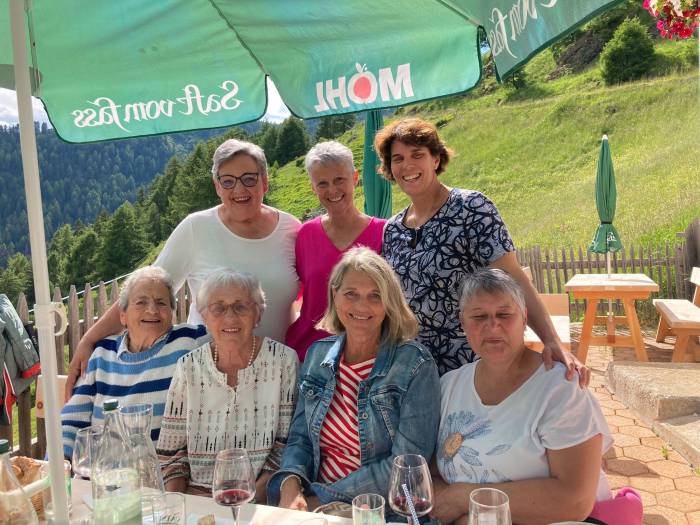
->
[10,1,69,523]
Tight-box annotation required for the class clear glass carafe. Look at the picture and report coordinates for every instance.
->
[0,438,39,525]
[118,403,165,498]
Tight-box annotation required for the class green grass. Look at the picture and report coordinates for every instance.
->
[268,44,699,251]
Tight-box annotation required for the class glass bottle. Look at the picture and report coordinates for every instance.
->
[91,399,142,525]
[0,438,39,525]
[118,403,164,497]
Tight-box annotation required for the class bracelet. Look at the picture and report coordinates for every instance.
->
[281,474,304,494]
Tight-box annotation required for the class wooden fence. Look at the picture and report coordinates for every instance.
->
[2,228,697,458]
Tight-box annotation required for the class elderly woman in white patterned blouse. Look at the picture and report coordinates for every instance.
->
[157,269,299,502]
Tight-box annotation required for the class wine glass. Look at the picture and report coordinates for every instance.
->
[212,448,256,525]
[388,454,433,525]
[468,488,511,525]
[72,425,104,479]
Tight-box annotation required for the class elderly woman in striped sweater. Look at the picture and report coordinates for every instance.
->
[61,266,209,460]
[267,247,440,510]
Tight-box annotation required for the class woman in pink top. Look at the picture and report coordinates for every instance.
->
[286,141,386,361]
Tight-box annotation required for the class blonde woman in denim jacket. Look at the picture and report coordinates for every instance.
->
[267,247,440,510]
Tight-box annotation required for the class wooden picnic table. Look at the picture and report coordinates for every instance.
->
[65,478,353,525]
[524,315,571,352]
[565,273,659,364]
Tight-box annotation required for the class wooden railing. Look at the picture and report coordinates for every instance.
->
[1,226,697,458]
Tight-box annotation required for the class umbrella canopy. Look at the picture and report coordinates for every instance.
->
[362,110,392,218]
[1,0,624,143]
[589,135,623,255]
[3,1,625,523]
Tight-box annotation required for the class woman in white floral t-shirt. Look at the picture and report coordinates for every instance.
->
[431,269,641,525]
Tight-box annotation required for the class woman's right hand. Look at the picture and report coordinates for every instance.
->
[64,339,93,401]
[279,477,307,511]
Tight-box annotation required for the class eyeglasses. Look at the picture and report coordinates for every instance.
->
[206,301,256,317]
[407,226,423,249]
[216,173,260,189]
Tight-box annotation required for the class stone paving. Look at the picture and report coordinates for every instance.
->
[569,324,699,524]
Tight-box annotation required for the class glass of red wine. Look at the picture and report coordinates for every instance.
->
[212,448,256,525]
[388,454,433,525]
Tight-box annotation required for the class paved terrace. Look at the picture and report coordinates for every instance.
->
[569,324,700,525]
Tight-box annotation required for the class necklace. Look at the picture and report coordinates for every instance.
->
[212,335,257,368]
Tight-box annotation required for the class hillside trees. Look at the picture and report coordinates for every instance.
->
[97,203,152,281]
[276,117,309,165]
[316,114,355,141]
[0,253,33,303]
[600,17,655,84]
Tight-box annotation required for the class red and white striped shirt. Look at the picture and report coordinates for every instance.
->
[318,355,376,483]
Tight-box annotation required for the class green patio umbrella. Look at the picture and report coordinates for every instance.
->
[363,110,392,218]
[589,134,623,276]
[3,1,626,522]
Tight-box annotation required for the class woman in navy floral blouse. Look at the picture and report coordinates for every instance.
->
[374,118,587,384]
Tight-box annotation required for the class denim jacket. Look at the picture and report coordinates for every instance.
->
[267,333,440,505]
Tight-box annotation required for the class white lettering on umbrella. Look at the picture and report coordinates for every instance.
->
[314,62,413,113]
[488,0,559,59]
[71,81,242,132]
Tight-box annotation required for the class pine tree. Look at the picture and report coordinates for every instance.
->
[65,227,100,288]
[47,224,75,292]
[275,117,309,166]
[315,114,355,141]
[97,203,152,280]
[0,253,33,303]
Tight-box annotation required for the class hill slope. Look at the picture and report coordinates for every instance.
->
[268,67,699,249]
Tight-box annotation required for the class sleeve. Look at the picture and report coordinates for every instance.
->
[266,356,316,505]
[294,226,307,301]
[154,215,194,294]
[538,367,613,454]
[314,356,442,504]
[465,191,515,266]
[156,358,191,485]
[61,358,98,460]
[262,350,300,473]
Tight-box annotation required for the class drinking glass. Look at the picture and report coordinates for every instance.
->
[72,425,104,479]
[142,492,186,525]
[388,454,433,525]
[468,488,511,525]
[40,460,72,520]
[352,493,385,525]
[212,448,256,525]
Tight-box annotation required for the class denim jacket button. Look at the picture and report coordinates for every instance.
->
[361,412,368,419]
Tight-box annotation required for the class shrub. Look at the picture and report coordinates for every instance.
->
[600,17,656,85]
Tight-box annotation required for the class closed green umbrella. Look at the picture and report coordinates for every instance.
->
[589,134,623,273]
[363,110,392,218]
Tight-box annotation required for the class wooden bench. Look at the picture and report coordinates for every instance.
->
[654,267,700,362]
[524,293,571,352]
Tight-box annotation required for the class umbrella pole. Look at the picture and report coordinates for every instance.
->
[606,251,615,344]
[10,1,69,523]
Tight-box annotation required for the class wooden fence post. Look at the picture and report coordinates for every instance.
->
[68,285,80,361]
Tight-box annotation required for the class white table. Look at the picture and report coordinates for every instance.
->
[67,479,352,525]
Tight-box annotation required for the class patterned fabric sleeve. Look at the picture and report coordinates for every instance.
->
[465,191,515,266]
[156,358,190,484]
[262,349,299,472]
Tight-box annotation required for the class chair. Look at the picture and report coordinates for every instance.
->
[654,267,700,362]
[524,293,571,352]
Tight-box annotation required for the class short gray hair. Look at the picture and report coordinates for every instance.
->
[459,269,526,315]
[196,269,266,316]
[305,141,354,176]
[119,266,176,311]
[211,139,268,181]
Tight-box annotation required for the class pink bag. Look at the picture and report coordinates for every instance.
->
[588,487,643,525]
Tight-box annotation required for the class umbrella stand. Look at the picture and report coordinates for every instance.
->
[10,1,70,523]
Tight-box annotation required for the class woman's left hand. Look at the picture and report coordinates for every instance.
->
[542,341,590,388]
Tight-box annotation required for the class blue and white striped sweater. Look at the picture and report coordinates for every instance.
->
[61,324,209,460]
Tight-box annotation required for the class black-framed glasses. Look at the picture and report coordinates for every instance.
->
[407,227,423,249]
[216,173,260,189]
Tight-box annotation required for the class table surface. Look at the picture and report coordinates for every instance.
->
[67,479,353,525]
[565,273,659,293]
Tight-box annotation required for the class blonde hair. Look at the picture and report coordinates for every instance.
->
[317,247,417,345]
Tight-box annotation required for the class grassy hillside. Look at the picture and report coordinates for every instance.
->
[267,43,699,250]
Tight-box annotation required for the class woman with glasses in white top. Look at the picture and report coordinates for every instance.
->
[65,139,301,398]
[157,269,299,500]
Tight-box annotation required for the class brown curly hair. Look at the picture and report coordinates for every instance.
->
[373,118,453,181]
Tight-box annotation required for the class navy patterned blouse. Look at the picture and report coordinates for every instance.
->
[383,188,515,375]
